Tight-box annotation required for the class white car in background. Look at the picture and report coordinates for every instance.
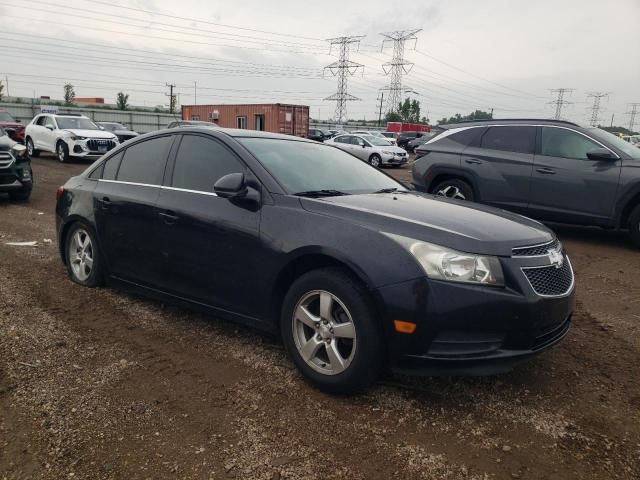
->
[25,113,119,162]
[325,133,408,167]
[352,130,396,145]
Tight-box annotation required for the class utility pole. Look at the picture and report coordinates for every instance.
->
[323,35,365,125]
[548,88,574,120]
[490,107,494,118]
[194,82,197,105]
[380,29,421,115]
[627,103,640,133]
[4,76,8,97]
[377,91,384,126]
[610,113,614,127]
[165,82,176,114]
[586,92,608,127]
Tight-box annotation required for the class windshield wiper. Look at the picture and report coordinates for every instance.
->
[372,187,403,194]
[293,189,350,198]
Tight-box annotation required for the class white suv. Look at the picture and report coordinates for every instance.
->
[25,113,119,162]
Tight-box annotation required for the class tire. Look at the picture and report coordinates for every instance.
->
[26,137,39,157]
[8,188,31,201]
[628,205,640,248]
[281,268,383,394]
[432,178,474,201]
[369,154,382,168]
[64,222,104,287]
[56,141,70,163]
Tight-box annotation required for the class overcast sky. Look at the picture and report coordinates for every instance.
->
[1,0,638,125]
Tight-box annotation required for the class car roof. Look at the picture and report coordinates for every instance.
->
[167,127,318,143]
[438,118,581,130]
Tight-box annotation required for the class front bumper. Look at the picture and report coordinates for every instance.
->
[0,160,32,192]
[375,256,575,375]
[381,152,408,165]
[66,137,118,158]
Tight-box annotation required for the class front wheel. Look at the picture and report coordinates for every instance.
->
[432,179,474,201]
[56,141,70,163]
[281,268,383,394]
[628,205,640,248]
[369,154,382,168]
[26,138,40,157]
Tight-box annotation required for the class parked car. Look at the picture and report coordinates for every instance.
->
[307,128,328,142]
[396,131,425,150]
[352,130,395,145]
[406,132,439,153]
[55,127,573,392]
[25,113,119,163]
[0,127,32,200]
[0,110,25,143]
[412,119,640,247]
[167,120,219,129]
[327,129,346,137]
[97,122,139,144]
[325,133,408,167]
[381,131,398,143]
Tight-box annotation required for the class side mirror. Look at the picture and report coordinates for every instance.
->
[586,148,617,161]
[16,119,21,123]
[99,125,105,130]
[46,125,54,131]
[214,172,247,198]
[361,143,366,148]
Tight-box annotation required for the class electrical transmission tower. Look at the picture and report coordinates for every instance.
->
[380,29,421,115]
[548,88,574,120]
[627,103,640,133]
[323,36,364,124]
[586,92,608,127]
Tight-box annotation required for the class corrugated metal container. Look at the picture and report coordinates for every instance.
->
[182,104,309,137]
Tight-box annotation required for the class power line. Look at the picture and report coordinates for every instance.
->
[324,36,365,124]
[548,88,574,119]
[627,103,640,133]
[586,92,608,127]
[380,29,421,114]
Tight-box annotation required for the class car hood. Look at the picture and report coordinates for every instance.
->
[0,135,17,150]
[0,121,23,129]
[300,192,554,256]
[113,130,138,136]
[63,129,117,139]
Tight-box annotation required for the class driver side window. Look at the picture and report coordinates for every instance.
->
[541,127,600,160]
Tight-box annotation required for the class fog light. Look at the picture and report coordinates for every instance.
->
[394,320,416,334]
[22,169,31,180]
[73,145,83,154]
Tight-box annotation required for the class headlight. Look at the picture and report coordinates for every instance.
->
[69,135,87,141]
[11,144,27,158]
[381,151,396,155]
[384,233,504,286]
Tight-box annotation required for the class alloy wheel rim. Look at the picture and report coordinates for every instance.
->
[27,140,33,155]
[437,185,466,200]
[68,229,94,281]
[292,290,357,376]
[58,144,65,161]
[371,156,381,167]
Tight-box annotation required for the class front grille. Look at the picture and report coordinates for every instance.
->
[86,139,116,152]
[0,151,14,169]
[512,239,560,257]
[522,258,574,296]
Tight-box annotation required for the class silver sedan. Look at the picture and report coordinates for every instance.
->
[324,134,408,167]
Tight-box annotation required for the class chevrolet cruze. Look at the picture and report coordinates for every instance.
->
[56,128,574,393]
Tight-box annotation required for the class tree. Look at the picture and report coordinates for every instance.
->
[437,110,493,125]
[63,84,75,106]
[385,112,402,122]
[116,91,129,110]
[169,95,177,114]
[0,80,4,101]
[410,99,421,123]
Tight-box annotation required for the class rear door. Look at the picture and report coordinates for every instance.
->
[529,126,621,224]
[154,133,262,315]
[94,135,174,285]
[460,125,536,213]
[332,135,353,154]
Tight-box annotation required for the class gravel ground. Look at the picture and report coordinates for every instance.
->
[1,156,639,479]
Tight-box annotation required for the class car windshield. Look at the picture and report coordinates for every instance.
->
[238,138,406,195]
[56,117,99,130]
[361,135,391,147]
[0,112,15,122]
[588,128,640,159]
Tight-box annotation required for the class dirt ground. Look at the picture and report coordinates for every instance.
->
[1,156,639,480]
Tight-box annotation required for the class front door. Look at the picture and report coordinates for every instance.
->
[529,126,621,225]
[155,134,262,316]
[93,135,174,285]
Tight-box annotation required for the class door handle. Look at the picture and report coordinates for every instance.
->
[464,158,482,165]
[99,197,112,209]
[158,211,179,224]
[536,167,556,175]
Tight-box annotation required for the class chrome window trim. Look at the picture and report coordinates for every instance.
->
[98,179,218,197]
[520,256,575,298]
[423,123,620,159]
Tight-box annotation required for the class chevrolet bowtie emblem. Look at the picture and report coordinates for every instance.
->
[548,249,564,269]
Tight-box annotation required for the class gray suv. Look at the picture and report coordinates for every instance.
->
[412,119,640,246]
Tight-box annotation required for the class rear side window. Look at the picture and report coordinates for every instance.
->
[102,152,123,180]
[116,136,172,184]
[540,127,601,160]
[480,126,536,154]
[171,135,244,192]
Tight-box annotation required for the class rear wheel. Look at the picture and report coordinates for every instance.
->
[56,141,70,163]
[281,268,383,394]
[26,137,39,157]
[432,178,474,201]
[628,205,640,248]
[65,223,104,287]
[369,154,382,168]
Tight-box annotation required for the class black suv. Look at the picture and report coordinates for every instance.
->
[0,126,32,201]
[412,119,640,246]
[397,131,424,150]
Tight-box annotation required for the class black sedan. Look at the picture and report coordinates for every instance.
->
[97,122,139,144]
[55,128,574,392]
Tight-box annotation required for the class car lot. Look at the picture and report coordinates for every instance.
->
[1,157,639,479]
